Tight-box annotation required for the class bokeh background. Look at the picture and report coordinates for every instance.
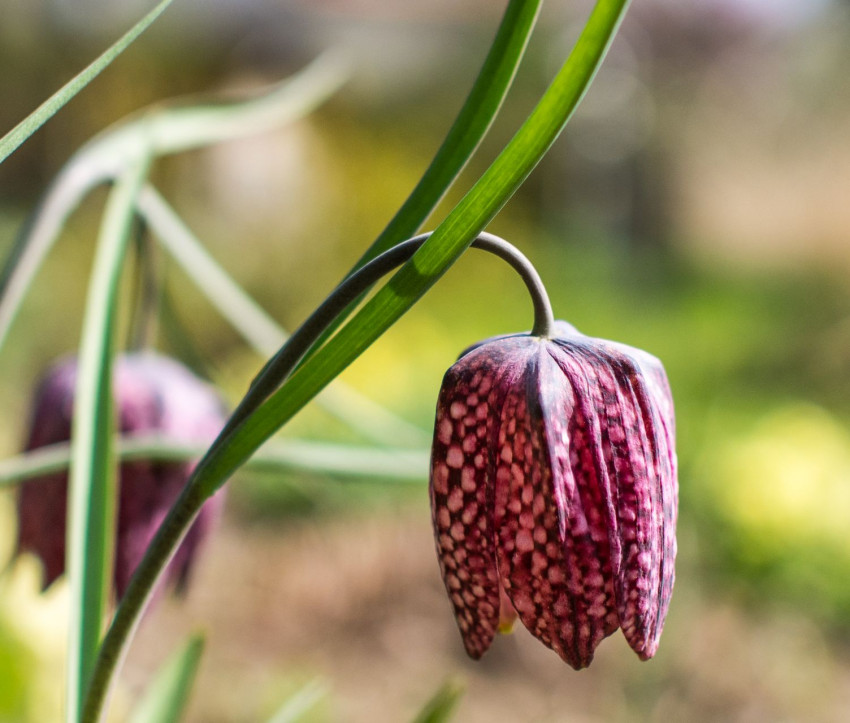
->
[1,0,850,720]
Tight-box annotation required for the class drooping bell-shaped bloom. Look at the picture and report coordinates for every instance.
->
[16,352,227,599]
[430,321,677,670]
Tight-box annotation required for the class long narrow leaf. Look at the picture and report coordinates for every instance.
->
[0,54,345,356]
[302,0,541,361]
[193,0,632,501]
[133,52,346,156]
[136,184,428,447]
[128,633,205,723]
[0,158,112,354]
[66,156,151,723]
[0,0,174,165]
[359,0,541,262]
[411,680,465,723]
[0,436,427,487]
[81,3,631,717]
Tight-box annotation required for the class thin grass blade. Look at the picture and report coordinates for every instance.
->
[411,679,465,723]
[266,680,328,723]
[359,0,541,262]
[136,185,427,446]
[302,0,541,362]
[0,0,174,165]
[66,155,151,723]
[0,161,110,354]
[128,633,205,723]
[0,436,427,488]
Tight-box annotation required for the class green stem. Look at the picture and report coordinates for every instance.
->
[136,184,428,446]
[360,0,541,262]
[80,232,549,722]
[302,0,542,360]
[67,154,151,723]
[0,435,427,487]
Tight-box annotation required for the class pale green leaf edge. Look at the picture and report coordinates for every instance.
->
[411,679,465,723]
[66,156,151,723]
[266,680,328,723]
[0,435,427,487]
[128,633,205,723]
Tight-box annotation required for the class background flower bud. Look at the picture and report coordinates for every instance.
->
[15,352,227,599]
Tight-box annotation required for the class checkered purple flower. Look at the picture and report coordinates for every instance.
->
[16,352,226,599]
[430,321,677,669]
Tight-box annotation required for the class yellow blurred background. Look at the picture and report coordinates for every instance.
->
[1,1,850,720]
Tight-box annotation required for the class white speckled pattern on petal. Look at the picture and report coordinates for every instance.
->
[429,321,678,668]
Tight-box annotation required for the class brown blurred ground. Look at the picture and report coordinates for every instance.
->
[124,505,850,723]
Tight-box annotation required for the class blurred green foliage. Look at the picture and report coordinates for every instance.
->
[3,3,850,719]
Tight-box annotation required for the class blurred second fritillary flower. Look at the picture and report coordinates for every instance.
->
[15,352,226,600]
[430,321,677,670]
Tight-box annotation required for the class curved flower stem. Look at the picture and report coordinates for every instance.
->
[136,184,429,447]
[233,232,553,434]
[80,231,552,722]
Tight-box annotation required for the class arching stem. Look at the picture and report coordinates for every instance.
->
[80,231,553,722]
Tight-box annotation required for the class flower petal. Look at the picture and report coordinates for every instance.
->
[595,350,672,659]
[551,327,677,660]
[429,338,529,658]
[15,354,226,599]
[494,345,617,670]
[615,352,677,658]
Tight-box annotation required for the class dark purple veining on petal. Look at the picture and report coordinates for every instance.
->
[619,354,677,657]
[551,326,677,660]
[547,344,621,663]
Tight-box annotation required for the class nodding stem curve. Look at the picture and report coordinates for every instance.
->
[81,231,554,722]
[237,231,554,434]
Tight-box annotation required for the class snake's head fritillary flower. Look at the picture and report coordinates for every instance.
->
[16,352,227,599]
[430,321,677,670]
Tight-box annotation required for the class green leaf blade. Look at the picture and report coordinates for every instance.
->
[266,680,327,723]
[411,679,465,723]
[194,0,632,500]
[362,0,542,262]
[0,436,428,488]
[302,0,542,362]
[0,0,175,166]
[66,156,150,723]
[128,633,205,723]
